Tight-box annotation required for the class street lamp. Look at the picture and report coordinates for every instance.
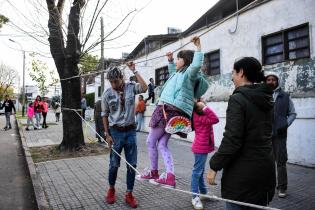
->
[9,38,26,117]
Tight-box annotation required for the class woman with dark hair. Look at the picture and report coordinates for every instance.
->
[137,37,204,188]
[207,57,276,210]
[34,95,43,129]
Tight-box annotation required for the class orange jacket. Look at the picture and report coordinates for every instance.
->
[135,100,146,113]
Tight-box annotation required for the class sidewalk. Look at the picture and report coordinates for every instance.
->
[0,115,37,209]
[17,113,315,209]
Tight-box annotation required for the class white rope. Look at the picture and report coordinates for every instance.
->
[62,107,141,175]
[62,106,281,210]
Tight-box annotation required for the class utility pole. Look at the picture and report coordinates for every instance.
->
[100,17,105,93]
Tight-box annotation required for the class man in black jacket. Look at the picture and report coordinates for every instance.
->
[1,95,16,130]
[265,72,296,198]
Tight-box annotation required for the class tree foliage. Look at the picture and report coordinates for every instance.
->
[29,58,59,96]
[0,14,9,29]
[79,53,99,74]
[0,63,18,100]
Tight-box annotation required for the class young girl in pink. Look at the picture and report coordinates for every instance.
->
[26,102,38,131]
[191,100,219,209]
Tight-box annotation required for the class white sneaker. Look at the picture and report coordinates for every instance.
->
[192,196,203,210]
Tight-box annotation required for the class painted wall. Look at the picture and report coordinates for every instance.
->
[133,0,315,167]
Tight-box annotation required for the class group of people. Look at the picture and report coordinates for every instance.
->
[97,36,295,210]
[25,95,60,130]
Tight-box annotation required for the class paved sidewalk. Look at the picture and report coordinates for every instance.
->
[0,116,37,209]
[18,115,315,209]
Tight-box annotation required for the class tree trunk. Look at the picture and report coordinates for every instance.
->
[46,0,85,150]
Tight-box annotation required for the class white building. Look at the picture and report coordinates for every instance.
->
[125,0,315,167]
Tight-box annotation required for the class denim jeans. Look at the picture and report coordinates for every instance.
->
[136,113,144,131]
[191,153,208,198]
[226,202,261,210]
[108,128,137,192]
[35,112,42,128]
[5,112,11,128]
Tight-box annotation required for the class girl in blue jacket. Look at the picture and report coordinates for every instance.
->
[137,37,204,188]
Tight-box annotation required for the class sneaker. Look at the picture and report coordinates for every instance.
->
[105,188,116,204]
[278,189,287,198]
[136,168,159,181]
[192,196,203,210]
[25,128,30,131]
[34,127,38,130]
[149,172,176,188]
[125,192,138,208]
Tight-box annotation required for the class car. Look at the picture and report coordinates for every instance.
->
[0,102,4,115]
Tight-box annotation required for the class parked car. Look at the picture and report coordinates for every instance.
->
[0,102,4,115]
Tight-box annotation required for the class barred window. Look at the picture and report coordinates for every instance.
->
[155,66,169,86]
[262,23,310,65]
[203,50,220,76]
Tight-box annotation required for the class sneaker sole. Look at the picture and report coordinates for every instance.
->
[149,179,175,189]
[136,175,158,181]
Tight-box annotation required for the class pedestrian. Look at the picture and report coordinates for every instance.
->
[138,36,205,188]
[190,99,219,210]
[144,78,155,104]
[34,95,43,129]
[26,102,38,131]
[94,100,104,143]
[135,95,146,132]
[54,102,61,122]
[265,71,297,198]
[101,65,147,208]
[81,94,87,119]
[1,94,16,130]
[207,57,276,210]
[42,96,49,128]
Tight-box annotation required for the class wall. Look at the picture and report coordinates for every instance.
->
[135,0,315,167]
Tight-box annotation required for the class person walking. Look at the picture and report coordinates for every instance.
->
[42,97,49,128]
[81,94,87,119]
[34,95,43,129]
[207,57,276,210]
[25,102,38,131]
[265,72,297,198]
[101,65,147,208]
[1,94,16,130]
[190,100,219,210]
[135,95,146,132]
[144,78,155,104]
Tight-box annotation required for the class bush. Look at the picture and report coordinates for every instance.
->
[85,93,95,108]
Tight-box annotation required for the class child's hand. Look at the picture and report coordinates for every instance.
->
[191,36,201,48]
[206,169,217,185]
[196,101,206,111]
[166,52,173,62]
[126,61,136,71]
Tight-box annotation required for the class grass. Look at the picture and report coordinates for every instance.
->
[30,144,109,163]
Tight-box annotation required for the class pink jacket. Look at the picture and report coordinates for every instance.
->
[191,106,219,154]
[42,102,49,113]
[27,106,34,118]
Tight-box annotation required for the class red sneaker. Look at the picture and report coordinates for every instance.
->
[136,168,159,181]
[125,192,138,208]
[105,188,116,204]
[150,172,176,188]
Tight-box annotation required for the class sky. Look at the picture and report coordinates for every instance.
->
[0,0,220,88]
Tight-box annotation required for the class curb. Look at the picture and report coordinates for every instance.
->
[15,117,51,210]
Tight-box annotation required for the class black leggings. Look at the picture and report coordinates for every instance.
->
[42,112,47,128]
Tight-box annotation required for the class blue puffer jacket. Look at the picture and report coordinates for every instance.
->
[159,51,204,117]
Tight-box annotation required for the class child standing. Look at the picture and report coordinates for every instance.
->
[54,102,61,122]
[135,95,146,132]
[42,97,49,128]
[138,37,204,188]
[34,95,43,129]
[191,100,219,210]
[26,102,38,131]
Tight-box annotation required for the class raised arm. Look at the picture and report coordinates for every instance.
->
[166,52,176,75]
[127,61,147,93]
[186,36,204,80]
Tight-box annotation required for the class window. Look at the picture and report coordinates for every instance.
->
[203,50,220,76]
[262,23,310,65]
[155,66,169,86]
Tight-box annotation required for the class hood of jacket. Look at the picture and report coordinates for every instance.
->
[233,83,274,111]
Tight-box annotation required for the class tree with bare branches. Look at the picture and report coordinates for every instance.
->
[0,63,18,101]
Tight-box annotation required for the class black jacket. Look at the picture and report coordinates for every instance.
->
[1,99,16,113]
[210,84,276,205]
